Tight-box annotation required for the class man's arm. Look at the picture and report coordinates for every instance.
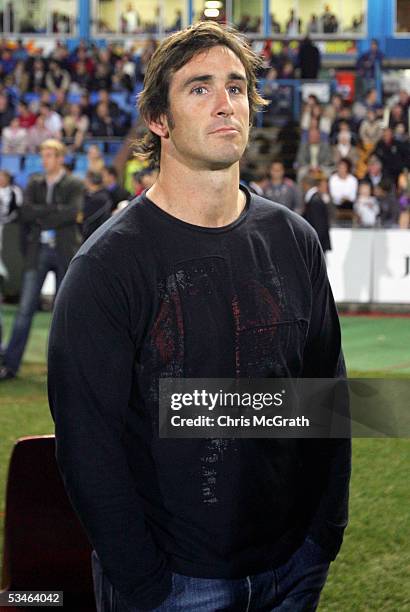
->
[48,254,172,610]
[37,179,84,229]
[19,177,50,223]
[301,237,351,560]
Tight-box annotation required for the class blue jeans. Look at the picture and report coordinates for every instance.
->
[4,245,66,374]
[91,537,331,612]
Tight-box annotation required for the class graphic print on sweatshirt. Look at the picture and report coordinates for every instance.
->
[144,255,304,507]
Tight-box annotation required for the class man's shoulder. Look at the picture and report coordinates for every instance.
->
[249,191,314,237]
[60,173,84,188]
[75,196,145,258]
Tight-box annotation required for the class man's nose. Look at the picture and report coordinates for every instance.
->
[214,87,234,117]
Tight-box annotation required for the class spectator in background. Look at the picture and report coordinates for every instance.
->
[330,104,357,145]
[329,158,358,210]
[120,2,140,33]
[398,168,410,228]
[87,144,105,173]
[354,181,380,227]
[302,176,331,253]
[0,170,23,351]
[353,88,384,122]
[321,5,338,33]
[12,59,30,94]
[70,60,91,92]
[270,14,281,33]
[27,58,47,92]
[27,115,55,152]
[102,166,131,212]
[387,104,409,133]
[90,62,112,92]
[374,127,407,184]
[375,178,400,227]
[17,100,37,129]
[90,102,119,137]
[274,41,294,77]
[1,117,28,154]
[333,122,359,168]
[45,60,71,93]
[39,102,63,137]
[0,140,84,381]
[307,14,320,34]
[132,166,159,196]
[297,37,321,79]
[363,155,385,190]
[0,93,15,134]
[356,39,384,80]
[138,38,158,80]
[247,167,270,196]
[53,89,70,117]
[82,171,112,241]
[359,109,383,148]
[323,93,343,127]
[397,89,410,116]
[296,126,333,182]
[62,103,89,152]
[286,9,301,34]
[264,160,302,212]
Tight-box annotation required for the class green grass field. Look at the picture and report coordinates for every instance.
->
[0,306,409,611]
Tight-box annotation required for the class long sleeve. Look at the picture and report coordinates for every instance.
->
[38,180,84,229]
[302,238,351,560]
[48,254,172,610]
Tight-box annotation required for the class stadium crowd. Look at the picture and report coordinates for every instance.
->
[0,35,409,258]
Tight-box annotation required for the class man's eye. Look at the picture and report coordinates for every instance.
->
[191,86,207,95]
[229,86,243,94]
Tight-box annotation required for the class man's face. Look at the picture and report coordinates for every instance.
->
[155,46,250,171]
[41,148,63,175]
[270,163,284,182]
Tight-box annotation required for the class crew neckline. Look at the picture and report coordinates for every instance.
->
[140,184,251,234]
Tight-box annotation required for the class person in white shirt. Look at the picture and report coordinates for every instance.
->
[328,158,358,209]
[354,181,380,227]
[2,117,29,154]
[39,102,63,137]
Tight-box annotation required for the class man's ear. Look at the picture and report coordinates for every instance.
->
[147,114,170,139]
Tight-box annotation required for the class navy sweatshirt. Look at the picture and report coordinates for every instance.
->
[48,187,351,610]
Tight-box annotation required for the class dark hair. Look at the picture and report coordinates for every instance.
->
[338,157,352,173]
[104,165,118,179]
[86,170,103,186]
[134,21,268,166]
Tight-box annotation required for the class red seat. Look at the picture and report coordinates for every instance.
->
[0,436,95,611]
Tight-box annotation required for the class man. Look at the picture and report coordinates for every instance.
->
[296,37,321,80]
[39,102,63,136]
[264,160,302,212]
[373,127,407,185]
[0,139,83,380]
[101,165,131,212]
[356,39,384,80]
[48,23,350,611]
[295,126,333,182]
[82,171,112,240]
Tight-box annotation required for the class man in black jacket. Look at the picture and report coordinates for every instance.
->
[0,139,83,380]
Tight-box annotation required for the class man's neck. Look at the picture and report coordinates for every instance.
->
[146,157,246,228]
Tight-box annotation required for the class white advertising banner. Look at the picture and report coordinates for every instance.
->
[372,230,410,304]
[327,229,373,303]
